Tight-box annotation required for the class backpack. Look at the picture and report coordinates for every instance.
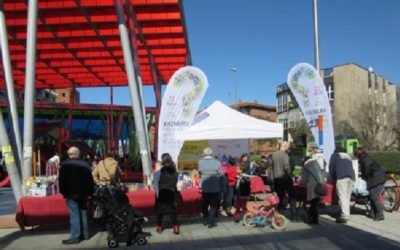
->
[237,176,251,197]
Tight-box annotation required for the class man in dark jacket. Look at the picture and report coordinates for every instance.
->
[354,148,386,221]
[329,146,355,223]
[59,147,95,244]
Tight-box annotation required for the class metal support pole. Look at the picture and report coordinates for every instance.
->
[106,113,110,151]
[110,86,115,149]
[22,0,38,178]
[61,111,65,142]
[313,0,320,72]
[0,1,23,173]
[115,0,152,176]
[126,1,152,157]
[0,111,23,202]
[230,67,238,108]
[153,81,161,159]
[116,111,124,144]
[66,88,75,140]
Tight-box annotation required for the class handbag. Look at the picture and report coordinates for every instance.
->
[93,205,103,219]
[102,161,125,192]
[303,167,327,196]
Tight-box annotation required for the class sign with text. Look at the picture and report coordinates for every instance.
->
[209,139,249,159]
[158,66,209,162]
[287,63,335,164]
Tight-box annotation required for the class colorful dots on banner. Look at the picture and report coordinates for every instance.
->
[5,155,15,164]
[2,145,12,153]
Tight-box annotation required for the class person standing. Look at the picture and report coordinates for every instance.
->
[354,148,386,221]
[272,141,299,221]
[302,156,326,224]
[92,150,123,186]
[239,153,255,175]
[222,157,238,216]
[198,147,223,228]
[155,153,180,234]
[234,165,251,222]
[59,147,94,245]
[329,147,355,223]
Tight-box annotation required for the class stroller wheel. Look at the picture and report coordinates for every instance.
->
[108,238,119,248]
[136,236,147,246]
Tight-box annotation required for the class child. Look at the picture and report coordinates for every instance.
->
[234,166,251,222]
[190,169,200,189]
[222,157,238,216]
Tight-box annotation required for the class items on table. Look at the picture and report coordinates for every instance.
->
[125,183,146,192]
[23,176,59,197]
[177,173,193,190]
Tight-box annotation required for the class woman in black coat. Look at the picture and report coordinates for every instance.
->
[155,153,180,234]
[354,148,386,221]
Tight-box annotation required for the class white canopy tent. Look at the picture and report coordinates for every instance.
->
[176,101,283,141]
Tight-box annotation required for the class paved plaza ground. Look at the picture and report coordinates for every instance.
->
[0,188,17,216]
[1,204,400,250]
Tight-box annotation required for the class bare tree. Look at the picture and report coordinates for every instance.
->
[288,119,312,144]
[349,102,398,150]
[334,119,358,139]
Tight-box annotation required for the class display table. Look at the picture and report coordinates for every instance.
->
[294,183,335,206]
[250,176,265,193]
[16,194,70,229]
[128,188,202,215]
[15,177,265,229]
[121,171,144,183]
[16,188,202,229]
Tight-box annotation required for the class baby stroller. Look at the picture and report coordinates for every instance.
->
[94,185,150,248]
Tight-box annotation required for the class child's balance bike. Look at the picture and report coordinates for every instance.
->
[243,194,287,230]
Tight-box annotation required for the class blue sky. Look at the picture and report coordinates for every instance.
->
[79,0,400,108]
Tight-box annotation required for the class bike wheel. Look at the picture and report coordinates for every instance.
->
[383,187,398,212]
[271,213,287,231]
[243,212,257,228]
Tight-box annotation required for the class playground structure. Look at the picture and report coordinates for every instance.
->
[1,101,157,175]
[0,0,191,201]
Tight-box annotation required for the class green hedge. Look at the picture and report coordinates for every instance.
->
[371,151,400,174]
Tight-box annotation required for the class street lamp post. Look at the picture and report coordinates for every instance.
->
[313,0,320,72]
[230,67,238,108]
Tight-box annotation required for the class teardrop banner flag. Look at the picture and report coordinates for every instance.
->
[158,66,209,162]
[287,63,335,164]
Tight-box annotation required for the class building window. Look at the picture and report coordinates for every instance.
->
[383,80,386,93]
[374,75,378,90]
[279,119,288,129]
[368,72,371,88]
[290,121,294,128]
[277,92,288,112]
[323,68,333,77]
[383,113,387,126]
[62,93,66,97]
[383,93,387,106]
[327,83,334,101]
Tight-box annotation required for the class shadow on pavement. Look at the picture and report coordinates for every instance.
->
[1,214,400,250]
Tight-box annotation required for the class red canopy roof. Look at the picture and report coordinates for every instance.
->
[0,0,191,89]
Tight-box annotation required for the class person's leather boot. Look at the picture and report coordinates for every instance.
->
[173,225,180,234]
[156,226,163,234]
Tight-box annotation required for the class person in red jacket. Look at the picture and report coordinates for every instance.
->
[222,157,238,216]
